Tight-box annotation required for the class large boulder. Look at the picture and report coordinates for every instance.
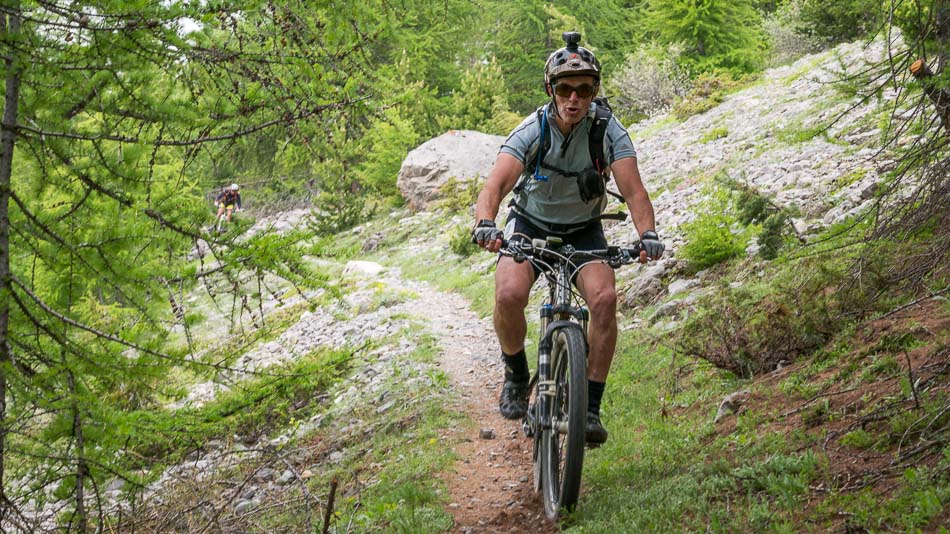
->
[397,130,505,211]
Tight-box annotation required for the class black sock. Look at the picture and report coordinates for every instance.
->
[502,349,529,383]
[588,379,606,416]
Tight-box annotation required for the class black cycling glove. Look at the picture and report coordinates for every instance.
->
[472,219,503,244]
[639,230,665,259]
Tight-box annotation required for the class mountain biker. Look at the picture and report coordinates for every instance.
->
[215,183,242,232]
[472,32,665,444]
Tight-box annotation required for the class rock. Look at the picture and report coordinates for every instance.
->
[329,451,345,463]
[651,299,688,321]
[667,277,699,297]
[254,468,277,482]
[397,130,505,211]
[479,428,495,440]
[376,400,396,414]
[187,238,211,261]
[624,275,662,306]
[234,498,259,515]
[714,390,751,423]
[362,233,383,252]
[276,470,295,486]
[343,260,385,276]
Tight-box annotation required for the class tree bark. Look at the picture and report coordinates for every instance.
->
[0,0,22,518]
[68,371,88,533]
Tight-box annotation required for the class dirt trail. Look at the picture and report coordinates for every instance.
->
[401,278,558,533]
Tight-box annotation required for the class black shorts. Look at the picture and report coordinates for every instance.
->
[502,212,608,281]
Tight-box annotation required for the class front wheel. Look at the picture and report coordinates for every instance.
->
[540,326,587,519]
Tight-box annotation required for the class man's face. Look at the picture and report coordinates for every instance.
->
[552,75,597,125]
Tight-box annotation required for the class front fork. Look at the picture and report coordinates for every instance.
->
[522,305,590,439]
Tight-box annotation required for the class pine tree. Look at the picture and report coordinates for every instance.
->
[644,0,767,74]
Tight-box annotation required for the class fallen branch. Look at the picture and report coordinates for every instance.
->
[322,477,339,534]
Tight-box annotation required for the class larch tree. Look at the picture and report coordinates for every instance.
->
[0,1,383,530]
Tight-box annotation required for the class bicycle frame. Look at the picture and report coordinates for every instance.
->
[531,246,590,437]
[502,237,643,518]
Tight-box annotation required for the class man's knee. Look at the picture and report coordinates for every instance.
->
[587,286,617,318]
[495,285,529,311]
[495,260,533,312]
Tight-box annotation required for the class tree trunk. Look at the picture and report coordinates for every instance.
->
[68,371,88,533]
[0,1,22,517]
[935,1,950,73]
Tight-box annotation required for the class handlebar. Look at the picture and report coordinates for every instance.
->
[498,237,647,268]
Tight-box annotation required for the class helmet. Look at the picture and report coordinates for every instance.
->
[230,183,239,190]
[544,32,600,96]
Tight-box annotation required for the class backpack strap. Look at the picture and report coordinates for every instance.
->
[588,100,611,176]
[588,99,626,203]
[520,106,551,182]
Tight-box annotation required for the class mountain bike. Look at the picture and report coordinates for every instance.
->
[499,236,644,520]
[214,204,239,233]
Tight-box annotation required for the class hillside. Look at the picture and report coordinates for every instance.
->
[13,37,949,533]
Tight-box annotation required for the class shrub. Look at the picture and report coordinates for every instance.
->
[724,174,802,260]
[449,224,478,257]
[607,42,692,121]
[840,429,875,449]
[672,70,755,119]
[796,0,883,47]
[357,108,421,198]
[308,171,370,236]
[437,176,481,214]
[762,0,823,66]
[679,215,746,271]
[438,57,519,136]
[675,259,847,377]
[679,185,749,271]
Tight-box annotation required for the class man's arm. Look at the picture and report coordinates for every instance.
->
[473,153,525,252]
[611,156,663,260]
[611,157,655,234]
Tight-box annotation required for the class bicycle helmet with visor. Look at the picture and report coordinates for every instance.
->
[543,31,601,97]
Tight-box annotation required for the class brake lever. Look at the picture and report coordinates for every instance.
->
[618,248,632,266]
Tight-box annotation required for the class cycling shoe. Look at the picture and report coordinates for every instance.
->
[499,378,529,420]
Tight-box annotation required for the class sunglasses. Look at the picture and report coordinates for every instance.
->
[553,82,596,98]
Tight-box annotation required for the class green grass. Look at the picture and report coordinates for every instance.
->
[630,114,681,141]
[701,126,729,143]
[774,122,828,144]
[312,332,460,532]
[573,333,823,531]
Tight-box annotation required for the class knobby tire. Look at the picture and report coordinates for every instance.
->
[541,327,587,519]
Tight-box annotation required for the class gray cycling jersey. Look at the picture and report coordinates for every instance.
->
[500,102,636,231]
